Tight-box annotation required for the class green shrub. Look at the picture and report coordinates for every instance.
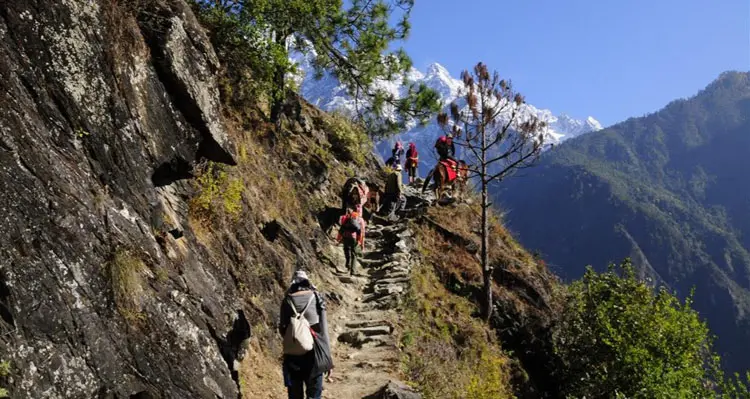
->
[192,1,289,104]
[190,161,244,221]
[554,258,721,398]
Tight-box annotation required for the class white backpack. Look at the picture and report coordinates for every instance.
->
[283,294,316,355]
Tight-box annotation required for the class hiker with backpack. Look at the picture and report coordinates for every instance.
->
[279,270,333,399]
[337,209,366,275]
[341,177,369,216]
[405,142,419,184]
[381,164,405,220]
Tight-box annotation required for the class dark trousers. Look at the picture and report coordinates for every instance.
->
[381,193,404,218]
[343,237,357,275]
[283,351,324,399]
[286,372,323,399]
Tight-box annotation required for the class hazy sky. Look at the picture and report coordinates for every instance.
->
[401,0,749,126]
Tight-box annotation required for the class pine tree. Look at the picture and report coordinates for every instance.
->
[193,0,440,135]
[437,62,549,320]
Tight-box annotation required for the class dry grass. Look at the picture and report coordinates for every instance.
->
[399,258,514,399]
[420,200,562,311]
[110,248,147,324]
[239,340,285,399]
[425,196,535,268]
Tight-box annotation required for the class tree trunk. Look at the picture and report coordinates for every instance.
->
[481,125,492,321]
[270,31,289,123]
[270,66,285,123]
[482,177,492,321]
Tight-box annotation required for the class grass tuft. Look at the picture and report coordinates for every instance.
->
[111,248,146,324]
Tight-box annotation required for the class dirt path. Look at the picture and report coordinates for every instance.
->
[239,185,431,399]
[319,185,430,399]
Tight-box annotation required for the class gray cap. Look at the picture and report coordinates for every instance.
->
[291,270,309,285]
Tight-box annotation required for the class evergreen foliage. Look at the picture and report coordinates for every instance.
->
[192,0,440,134]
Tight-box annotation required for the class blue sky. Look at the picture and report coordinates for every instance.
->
[401,0,749,126]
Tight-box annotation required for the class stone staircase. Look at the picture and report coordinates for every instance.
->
[323,185,428,399]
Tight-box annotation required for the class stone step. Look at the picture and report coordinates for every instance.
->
[390,252,410,263]
[361,335,393,348]
[337,330,393,347]
[363,250,392,260]
[358,258,390,268]
[371,263,410,275]
[362,291,387,302]
[380,225,408,235]
[373,294,402,310]
[383,271,411,278]
[363,291,402,305]
[349,310,387,319]
[394,240,409,251]
[350,360,396,370]
[350,325,392,337]
[338,275,367,284]
[345,319,391,329]
[372,284,405,295]
[373,276,410,285]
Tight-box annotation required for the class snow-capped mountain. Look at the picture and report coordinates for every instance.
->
[291,51,602,171]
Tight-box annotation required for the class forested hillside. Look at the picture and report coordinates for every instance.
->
[496,71,750,372]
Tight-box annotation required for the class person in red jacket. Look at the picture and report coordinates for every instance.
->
[434,133,456,161]
[336,209,366,275]
[404,142,419,184]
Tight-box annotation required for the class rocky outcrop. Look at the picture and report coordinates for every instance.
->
[0,1,259,397]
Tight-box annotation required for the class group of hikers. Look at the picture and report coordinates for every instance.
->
[277,133,467,399]
[385,140,419,184]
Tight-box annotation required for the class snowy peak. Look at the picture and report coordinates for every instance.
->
[421,62,461,99]
[425,62,451,78]
[549,114,603,140]
[587,116,603,130]
[290,54,602,145]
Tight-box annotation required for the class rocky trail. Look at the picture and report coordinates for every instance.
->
[321,185,432,399]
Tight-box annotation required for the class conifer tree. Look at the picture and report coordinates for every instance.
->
[194,0,440,135]
[438,62,549,320]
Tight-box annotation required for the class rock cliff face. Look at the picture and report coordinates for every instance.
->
[0,1,371,397]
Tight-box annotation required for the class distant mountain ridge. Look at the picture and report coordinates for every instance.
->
[291,52,602,167]
[494,71,750,373]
